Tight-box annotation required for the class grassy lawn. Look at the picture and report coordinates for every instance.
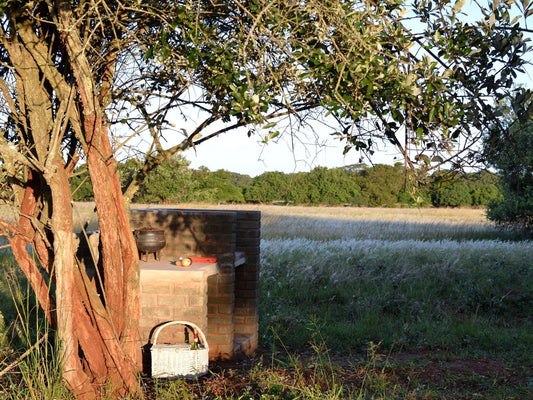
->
[1,204,532,398]
[257,206,532,398]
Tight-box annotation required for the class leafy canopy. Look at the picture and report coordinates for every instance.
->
[1,0,530,200]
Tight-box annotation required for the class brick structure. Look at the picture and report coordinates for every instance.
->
[128,208,260,366]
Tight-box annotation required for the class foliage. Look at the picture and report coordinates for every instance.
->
[354,164,404,206]
[469,170,502,206]
[69,167,94,201]
[114,0,533,189]
[193,168,245,203]
[243,165,500,207]
[328,0,532,173]
[244,172,292,203]
[132,155,199,203]
[303,167,363,205]
[432,181,473,207]
[430,169,501,207]
[62,160,501,207]
[120,161,246,203]
[484,112,533,228]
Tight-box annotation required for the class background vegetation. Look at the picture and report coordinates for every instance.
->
[71,156,501,209]
[483,108,533,228]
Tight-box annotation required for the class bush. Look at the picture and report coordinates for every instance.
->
[244,171,291,203]
[484,115,533,228]
[471,184,501,206]
[487,187,533,228]
[356,164,404,206]
[70,167,94,201]
[432,182,472,207]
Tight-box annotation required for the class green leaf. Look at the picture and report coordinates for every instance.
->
[145,46,154,60]
[429,107,436,122]
[268,131,280,140]
[262,122,277,129]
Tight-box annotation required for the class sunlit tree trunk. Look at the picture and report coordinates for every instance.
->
[56,0,141,379]
[0,2,142,397]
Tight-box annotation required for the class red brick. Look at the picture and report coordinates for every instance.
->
[142,283,171,294]
[208,315,233,325]
[140,294,157,307]
[188,295,206,307]
[206,334,233,345]
[234,307,256,316]
[175,308,205,320]
[215,303,234,314]
[173,285,203,296]
[158,294,187,307]
[142,306,172,320]
[217,324,234,335]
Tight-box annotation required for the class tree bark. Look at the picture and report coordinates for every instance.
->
[0,2,142,397]
[46,158,97,398]
[0,172,54,324]
[54,1,141,396]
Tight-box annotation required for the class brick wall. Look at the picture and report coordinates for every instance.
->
[129,208,260,365]
[234,211,261,354]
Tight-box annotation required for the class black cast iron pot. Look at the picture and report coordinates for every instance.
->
[134,227,166,261]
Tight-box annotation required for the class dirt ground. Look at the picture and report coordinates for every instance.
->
[147,347,533,399]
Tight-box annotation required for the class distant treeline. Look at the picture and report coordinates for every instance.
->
[70,155,501,207]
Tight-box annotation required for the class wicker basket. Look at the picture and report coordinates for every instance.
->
[151,320,209,379]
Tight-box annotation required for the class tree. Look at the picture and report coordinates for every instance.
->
[0,0,530,398]
[245,171,291,203]
[357,164,405,206]
[0,2,143,397]
[70,166,94,201]
[133,154,203,203]
[327,1,531,176]
[471,183,501,206]
[484,100,533,227]
[304,167,363,205]
[429,169,501,207]
[195,169,245,203]
[432,181,473,207]
[468,170,501,206]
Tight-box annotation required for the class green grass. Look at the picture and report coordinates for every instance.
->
[0,253,70,400]
[257,208,533,398]
[259,217,533,359]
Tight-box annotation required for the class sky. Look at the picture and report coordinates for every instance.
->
[183,125,403,177]
[178,1,533,178]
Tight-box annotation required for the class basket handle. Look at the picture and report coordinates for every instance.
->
[152,320,209,349]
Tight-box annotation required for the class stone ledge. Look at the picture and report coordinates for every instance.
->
[140,261,218,280]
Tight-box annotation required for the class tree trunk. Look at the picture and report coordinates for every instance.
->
[0,2,142,397]
[46,159,97,398]
[54,2,141,396]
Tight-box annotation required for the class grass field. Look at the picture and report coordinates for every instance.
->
[1,204,532,398]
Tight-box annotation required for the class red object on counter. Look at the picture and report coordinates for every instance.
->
[179,257,217,267]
